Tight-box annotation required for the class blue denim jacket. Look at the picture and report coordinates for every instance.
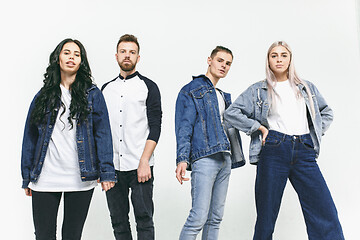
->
[175,75,245,169]
[21,85,116,188]
[224,80,333,164]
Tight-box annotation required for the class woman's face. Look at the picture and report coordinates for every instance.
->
[268,45,291,76]
[59,42,81,76]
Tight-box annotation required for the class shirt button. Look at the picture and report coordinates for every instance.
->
[120,110,122,112]
[121,95,123,97]
[120,139,122,142]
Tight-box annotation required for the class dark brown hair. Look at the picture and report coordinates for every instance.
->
[116,34,140,53]
[210,46,233,59]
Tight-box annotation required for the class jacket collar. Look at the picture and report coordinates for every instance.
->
[193,74,216,88]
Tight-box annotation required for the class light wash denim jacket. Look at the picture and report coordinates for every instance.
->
[175,75,245,169]
[224,80,333,164]
[21,85,116,188]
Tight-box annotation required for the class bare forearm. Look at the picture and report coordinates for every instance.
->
[140,140,157,164]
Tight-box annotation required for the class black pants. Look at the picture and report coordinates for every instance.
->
[106,168,154,240]
[32,188,94,240]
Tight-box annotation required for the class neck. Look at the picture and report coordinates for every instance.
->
[205,71,220,87]
[275,73,288,82]
[120,69,136,79]
[60,72,76,89]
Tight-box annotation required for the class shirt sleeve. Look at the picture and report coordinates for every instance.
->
[143,78,162,143]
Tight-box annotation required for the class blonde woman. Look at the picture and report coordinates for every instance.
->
[224,41,344,239]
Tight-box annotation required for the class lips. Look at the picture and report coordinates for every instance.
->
[66,61,75,66]
[275,65,283,68]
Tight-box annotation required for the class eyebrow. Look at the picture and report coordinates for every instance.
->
[270,52,288,55]
[63,49,80,53]
[119,48,137,52]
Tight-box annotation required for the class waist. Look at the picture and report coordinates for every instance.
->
[267,130,311,141]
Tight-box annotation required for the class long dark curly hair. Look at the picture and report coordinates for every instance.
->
[31,38,93,128]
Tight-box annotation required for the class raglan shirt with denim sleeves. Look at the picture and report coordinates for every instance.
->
[101,71,162,171]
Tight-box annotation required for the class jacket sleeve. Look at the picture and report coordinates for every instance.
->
[21,95,39,188]
[224,86,261,135]
[310,83,334,134]
[91,88,116,182]
[145,81,162,143]
[175,90,196,165]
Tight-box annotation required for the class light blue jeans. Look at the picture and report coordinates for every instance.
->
[179,152,231,240]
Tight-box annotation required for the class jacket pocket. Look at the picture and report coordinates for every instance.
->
[191,86,211,111]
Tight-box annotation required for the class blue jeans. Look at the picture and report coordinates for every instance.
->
[179,152,231,240]
[106,168,154,240]
[253,130,344,240]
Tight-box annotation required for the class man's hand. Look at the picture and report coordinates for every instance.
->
[175,162,189,184]
[137,161,151,183]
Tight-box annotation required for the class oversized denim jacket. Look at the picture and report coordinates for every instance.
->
[175,75,245,170]
[21,85,116,188]
[224,79,333,164]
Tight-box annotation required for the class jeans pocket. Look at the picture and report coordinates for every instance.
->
[300,137,315,150]
[263,135,281,147]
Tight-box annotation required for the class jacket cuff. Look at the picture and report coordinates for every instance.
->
[247,121,261,135]
[22,180,30,189]
[99,172,117,182]
[176,155,189,165]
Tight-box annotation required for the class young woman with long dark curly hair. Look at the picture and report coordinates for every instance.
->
[21,38,116,239]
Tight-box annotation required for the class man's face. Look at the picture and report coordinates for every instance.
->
[116,41,140,73]
[207,51,233,79]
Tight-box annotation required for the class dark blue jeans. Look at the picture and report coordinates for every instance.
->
[32,189,94,240]
[106,168,154,240]
[253,130,344,240]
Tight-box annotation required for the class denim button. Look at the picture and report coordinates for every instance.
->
[49,125,53,128]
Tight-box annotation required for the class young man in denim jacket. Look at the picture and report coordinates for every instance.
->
[175,46,244,240]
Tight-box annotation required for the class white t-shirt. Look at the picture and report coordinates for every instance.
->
[29,84,97,192]
[267,80,310,135]
[216,89,226,123]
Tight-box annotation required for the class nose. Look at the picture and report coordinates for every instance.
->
[277,57,282,63]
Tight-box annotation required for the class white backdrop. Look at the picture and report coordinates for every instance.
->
[1,0,359,239]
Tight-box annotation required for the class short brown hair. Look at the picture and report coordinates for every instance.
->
[210,46,233,59]
[116,34,140,53]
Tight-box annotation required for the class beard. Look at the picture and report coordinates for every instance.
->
[119,61,136,72]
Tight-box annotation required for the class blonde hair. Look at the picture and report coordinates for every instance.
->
[265,41,315,117]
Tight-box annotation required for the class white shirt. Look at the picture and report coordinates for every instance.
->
[268,80,310,135]
[102,74,155,171]
[216,89,226,123]
[29,84,97,192]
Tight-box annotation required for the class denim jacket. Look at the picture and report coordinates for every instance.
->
[175,75,245,170]
[21,85,116,188]
[224,79,333,164]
